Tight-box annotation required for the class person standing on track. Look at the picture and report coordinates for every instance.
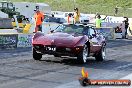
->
[95,14,107,28]
[74,8,80,24]
[67,13,73,24]
[123,17,129,38]
[34,6,44,32]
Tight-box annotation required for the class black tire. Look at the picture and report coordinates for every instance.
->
[33,48,42,60]
[77,45,88,64]
[79,78,90,86]
[54,48,61,57]
[95,46,106,61]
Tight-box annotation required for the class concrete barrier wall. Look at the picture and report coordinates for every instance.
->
[0,18,13,29]
[17,34,33,47]
[0,29,18,34]
[0,34,18,49]
[0,33,33,49]
[96,27,115,40]
[0,29,115,50]
[102,22,125,38]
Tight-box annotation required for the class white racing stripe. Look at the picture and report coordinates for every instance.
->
[55,73,132,88]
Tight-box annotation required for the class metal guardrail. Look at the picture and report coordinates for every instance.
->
[0,18,13,29]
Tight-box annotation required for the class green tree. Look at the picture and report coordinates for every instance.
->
[119,0,131,16]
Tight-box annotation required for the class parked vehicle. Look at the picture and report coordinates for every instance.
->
[54,12,89,24]
[0,1,20,18]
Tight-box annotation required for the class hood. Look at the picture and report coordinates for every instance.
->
[33,32,83,47]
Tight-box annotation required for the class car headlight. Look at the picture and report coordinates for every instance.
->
[76,47,80,50]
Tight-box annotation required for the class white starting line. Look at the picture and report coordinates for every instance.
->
[55,73,132,88]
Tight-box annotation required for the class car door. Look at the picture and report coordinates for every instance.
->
[88,27,102,53]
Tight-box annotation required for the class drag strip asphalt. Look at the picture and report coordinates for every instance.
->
[0,39,132,88]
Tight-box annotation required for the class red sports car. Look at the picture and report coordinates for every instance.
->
[32,24,106,64]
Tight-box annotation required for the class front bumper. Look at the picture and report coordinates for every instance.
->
[33,44,83,56]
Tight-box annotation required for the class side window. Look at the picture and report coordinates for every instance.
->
[89,28,95,35]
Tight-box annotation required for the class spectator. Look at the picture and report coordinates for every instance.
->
[74,8,80,24]
[114,6,118,16]
[123,17,129,38]
[34,7,44,32]
[67,13,73,24]
[95,14,107,28]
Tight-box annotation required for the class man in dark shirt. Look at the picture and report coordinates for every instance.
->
[123,17,129,38]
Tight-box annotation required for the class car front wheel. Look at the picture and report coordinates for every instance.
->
[77,45,88,64]
[33,48,42,60]
[95,46,106,61]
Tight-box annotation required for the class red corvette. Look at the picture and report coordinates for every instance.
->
[32,24,106,64]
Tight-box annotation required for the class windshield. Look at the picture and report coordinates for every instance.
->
[44,16,66,23]
[55,24,89,35]
[44,17,60,22]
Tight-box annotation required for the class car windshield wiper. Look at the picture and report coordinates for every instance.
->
[55,25,61,30]
[49,25,61,33]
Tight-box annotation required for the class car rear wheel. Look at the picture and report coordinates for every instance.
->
[77,45,88,64]
[33,48,42,60]
[95,46,106,61]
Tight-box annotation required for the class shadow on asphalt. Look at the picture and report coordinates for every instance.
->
[40,57,132,71]
[0,73,62,84]
[0,47,32,53]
